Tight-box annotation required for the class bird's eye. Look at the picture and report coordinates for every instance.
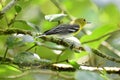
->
[83,19,86,21]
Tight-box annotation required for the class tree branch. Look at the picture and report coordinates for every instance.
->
[52,64,120,74]
[0,48,120,74]
[0,56,12,62]
[0,28,32,35]
[40,36,84,52]
[92,49,120,63]
[0,29,120,63]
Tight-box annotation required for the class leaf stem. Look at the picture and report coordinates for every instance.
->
[3,47,9,61]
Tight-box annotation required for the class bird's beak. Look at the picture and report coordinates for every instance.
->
[87,22,91,24]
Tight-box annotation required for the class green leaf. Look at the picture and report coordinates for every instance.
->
[15,4,22,13]
[13,52,52,67]
[68,60,80,69]
[6,36,16,48]
[6,36,24,48]
[45,13,67,22]
[13,52,40,64]
[6,35,34,49]
[0,64,21,77]
[22,35,34,42]
[80,24,118,48]
[15,20,40,32]
[75,71,104,80]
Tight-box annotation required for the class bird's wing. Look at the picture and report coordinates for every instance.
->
[43,24,80,35]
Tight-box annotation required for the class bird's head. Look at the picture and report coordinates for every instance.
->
[70,18,88,28]
[74,18,87,27]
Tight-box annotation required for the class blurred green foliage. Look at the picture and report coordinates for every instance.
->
[0,0,120,80]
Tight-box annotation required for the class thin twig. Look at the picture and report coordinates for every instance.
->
[50,0,73,20]
[102,41,120,57]
[8,13,18,27]
[56,49,65,62]
[0,3,9,27]
[25,44,37,51]
[0,0,18,14]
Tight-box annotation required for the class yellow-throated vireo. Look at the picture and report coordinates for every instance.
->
[42,18,87,36]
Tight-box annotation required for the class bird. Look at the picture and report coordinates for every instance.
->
[41,18,87,37]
